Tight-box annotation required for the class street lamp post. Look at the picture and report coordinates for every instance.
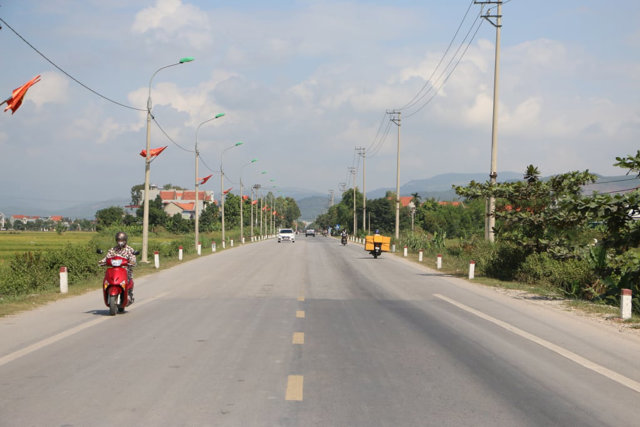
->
[251,172,267,239]
[220,142,243,244]
[195,113,225,250]
[142,57,194,263]
[239,159,258,243]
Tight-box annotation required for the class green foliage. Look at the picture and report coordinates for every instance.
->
[415,199,484,238]
[166,213,193,234]
[0,245,101,296]
[135,195,168,231]
[516,252,597,298]
[199,202,220,232]
[399,231,446,252]
[223,193,241,228]
[95,206,125,231]
[455,166,597,256]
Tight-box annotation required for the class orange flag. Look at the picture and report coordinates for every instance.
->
[223,188,233,195]
[3,75,41,114]
[242,195,249,200]
[251,200,258,205]
[199,174,213,185]
[140,146,168,158]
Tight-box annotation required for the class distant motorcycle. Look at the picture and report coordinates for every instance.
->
[341,234,348,246]
[99,253,135,315]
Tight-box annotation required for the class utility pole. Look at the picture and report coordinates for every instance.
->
[387,110,401,240]
[357,146,366,234]
[329,189,335,207]
[476,0,502,242]
[349,166,357,234]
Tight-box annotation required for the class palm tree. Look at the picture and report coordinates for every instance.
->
[524,165,540,184]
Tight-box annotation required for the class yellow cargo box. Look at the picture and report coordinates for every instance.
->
[365,235,391,252]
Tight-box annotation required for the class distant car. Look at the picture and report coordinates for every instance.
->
[277,228,295,243]
[305,229,316,237]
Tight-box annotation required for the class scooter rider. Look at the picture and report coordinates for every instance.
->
[99,231,137,302]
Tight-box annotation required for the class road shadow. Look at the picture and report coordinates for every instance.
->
[85,309,129,317]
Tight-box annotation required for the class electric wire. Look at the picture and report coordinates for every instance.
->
[0,17,145,112]
[599,187,640,195]
[588,177,640,185]
[404,15,484,119]
[396,0,476,112]
[151,116,194,153]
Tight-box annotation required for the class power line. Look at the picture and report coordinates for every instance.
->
[0,17,145,112]
[588,177,640,185]
[151,116,194,153]
[397,0,476,112]
[404,15,484,119]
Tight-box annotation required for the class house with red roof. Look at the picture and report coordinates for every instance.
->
[142,185,214,219]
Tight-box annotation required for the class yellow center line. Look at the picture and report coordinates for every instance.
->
[297,296,305,302]
[296,310,305,318]
[285,375,304,401]
[292,332,305,344]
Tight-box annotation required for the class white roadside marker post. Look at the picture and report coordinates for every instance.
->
[621,289,632,320]
[59,266,68,294]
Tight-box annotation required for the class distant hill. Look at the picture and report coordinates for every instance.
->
[0,198,129,220]
[297,196,331,222]
[4,173,637,221]
[366,171,523,200]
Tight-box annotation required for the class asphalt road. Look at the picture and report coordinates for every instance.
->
[1,235,640,426]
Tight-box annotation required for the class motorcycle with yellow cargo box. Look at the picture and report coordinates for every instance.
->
[365,233,391,259]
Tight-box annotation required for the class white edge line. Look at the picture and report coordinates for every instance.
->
[434,293,640,394]
[0,291,170,368]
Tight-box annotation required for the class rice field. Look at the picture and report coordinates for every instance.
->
[0,231,96,264]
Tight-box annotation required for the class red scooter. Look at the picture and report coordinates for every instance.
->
[100,255,134,315]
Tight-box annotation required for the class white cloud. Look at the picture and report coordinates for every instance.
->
[132,0,212,49]
[29,72,69,109]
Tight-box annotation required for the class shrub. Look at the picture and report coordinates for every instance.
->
[481,242,529,281]
[516,252,597,298]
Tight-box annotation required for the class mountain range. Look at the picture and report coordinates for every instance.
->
[2,172,637,222]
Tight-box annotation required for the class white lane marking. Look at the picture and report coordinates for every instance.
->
[434,293,640,394]
[0,292,169,368]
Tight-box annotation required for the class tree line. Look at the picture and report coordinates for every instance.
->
[313,151,640,313]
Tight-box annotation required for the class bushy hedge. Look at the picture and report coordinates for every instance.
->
[0,244,101,297]
[516,252,598,298]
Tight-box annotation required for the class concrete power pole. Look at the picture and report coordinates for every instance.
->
[329,189,335,207]
[357,147,366,234]
[476,0,502,242]
[349,167,357,234]
[387,110,401,240]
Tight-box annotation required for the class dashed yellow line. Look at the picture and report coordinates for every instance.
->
[285,375,304,401]
[292,332,305,344]
[296,310,305,318]
[297,296,305,302]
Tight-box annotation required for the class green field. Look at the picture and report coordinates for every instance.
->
[0,231,96,264]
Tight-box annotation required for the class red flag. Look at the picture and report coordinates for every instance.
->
[242,195,249,201]
[199,174,213,185]
[251,200,258,205]
[3,75,41,114]
[140,146,168,158]
[223,188,232,195]
[272,211,277,216]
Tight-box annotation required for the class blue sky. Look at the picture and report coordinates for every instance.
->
[1,0,639,210]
